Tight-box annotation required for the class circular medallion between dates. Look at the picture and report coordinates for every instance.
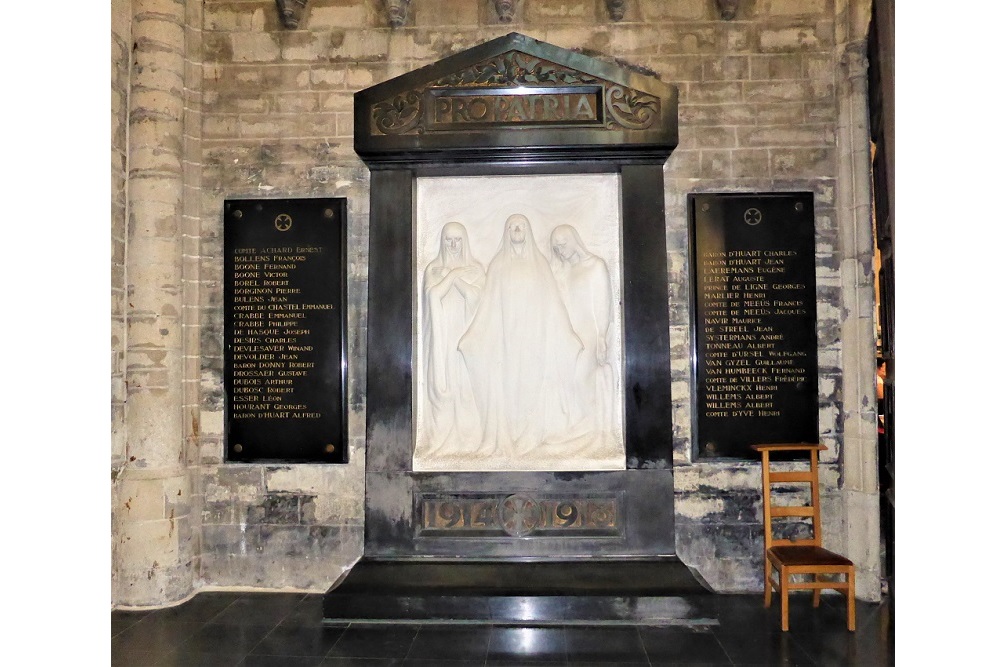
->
[275,213,293,232]
[498,494,541,537]
[743,207,763,226]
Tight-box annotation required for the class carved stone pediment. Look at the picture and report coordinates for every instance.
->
[354,33,678,165]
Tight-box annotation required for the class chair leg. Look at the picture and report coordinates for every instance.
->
[847,569,856,632]
[812,574,822,607]
[780,568,790,631]
[764,561,772,608]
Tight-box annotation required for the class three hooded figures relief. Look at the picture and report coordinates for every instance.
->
[414,175,626,471]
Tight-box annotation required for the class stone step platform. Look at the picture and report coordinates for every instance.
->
[322,558,719,626]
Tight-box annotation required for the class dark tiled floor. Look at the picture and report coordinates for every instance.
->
[112,591,893,666]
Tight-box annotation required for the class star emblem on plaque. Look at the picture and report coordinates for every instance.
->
[499,494,541,537]
[274,213,293,232]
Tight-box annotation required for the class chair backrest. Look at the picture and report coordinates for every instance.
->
[752,443,826,551]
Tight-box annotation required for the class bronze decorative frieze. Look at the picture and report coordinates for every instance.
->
[370,50,660,136]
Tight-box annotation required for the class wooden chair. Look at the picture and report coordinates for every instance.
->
[752,443,855,632]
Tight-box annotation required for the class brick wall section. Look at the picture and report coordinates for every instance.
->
[193,0,880,599]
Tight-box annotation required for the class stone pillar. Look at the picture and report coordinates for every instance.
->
[834,0,880,602]
[113,0,194,607]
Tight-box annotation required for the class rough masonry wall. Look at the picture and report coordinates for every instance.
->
[194,0,879,599]
[112,0,130,472]
[111,0,130,598]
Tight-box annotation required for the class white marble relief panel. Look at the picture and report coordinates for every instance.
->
[414,174,626,472]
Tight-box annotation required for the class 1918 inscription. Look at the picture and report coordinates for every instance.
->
[418,493,620,538]
[224,198,347,463]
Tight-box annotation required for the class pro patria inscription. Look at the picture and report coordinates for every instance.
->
[428,88,603,129]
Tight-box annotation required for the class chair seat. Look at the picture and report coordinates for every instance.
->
[768,545,853,567]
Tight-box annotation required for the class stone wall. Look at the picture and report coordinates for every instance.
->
[111,0,131,471]
[196,0,374,591]
[113,0,881,605]
[110,0,130,599]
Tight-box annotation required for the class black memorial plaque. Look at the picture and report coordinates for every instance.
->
[690,193,819,459]
[224,198,348,463]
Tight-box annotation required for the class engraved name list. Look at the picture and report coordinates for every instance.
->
[224,198,347,463]
[691,194,819,459]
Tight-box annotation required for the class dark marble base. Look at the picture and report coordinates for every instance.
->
[323,558,718,626]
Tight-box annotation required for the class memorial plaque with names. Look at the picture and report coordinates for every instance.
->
[224,198,348,463]
[689,193,819,459]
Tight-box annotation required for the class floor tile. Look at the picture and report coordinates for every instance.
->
[561,626,646,663]
[112,610,149,637]
[180,622,273,656]
[280,594,329,627]
[156,651,245,667]
[713,626,818,666]
[252,623,346,657]
[241,655,327,667]
[640,625,731,664]
[487,626,567,663]
[209,593,306,626]
[111,619,202,656]
[790,623,894,667]
[404,626,492,662]
[111,591,892,667]
[325,625,419,660]
[146,592,243,624]
[401,661,485,667]
[110,647,160,667]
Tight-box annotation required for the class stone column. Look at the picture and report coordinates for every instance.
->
[113,0,194,607]
[834,0,880,602]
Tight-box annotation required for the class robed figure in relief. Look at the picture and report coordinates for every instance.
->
[549,224,617,453]
[418,222,486,457]
[458,214,584,458]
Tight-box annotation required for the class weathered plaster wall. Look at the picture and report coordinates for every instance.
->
[112,0,880,606]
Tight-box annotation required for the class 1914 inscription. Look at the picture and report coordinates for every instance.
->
[690,194,819,459]
[419,493,620,538]
[224,198,347,463]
